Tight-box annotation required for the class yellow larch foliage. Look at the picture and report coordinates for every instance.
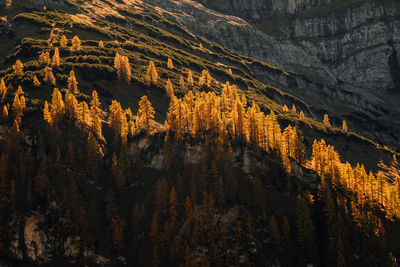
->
[108,100,123,137]
[167,58,174,69]
[342,120,348,132]
[33,75,41,87]
[43,67,56,85]
[198,69,212,88]
[43,100,52,124]
[39,51,51,65]
[67,70,78,95]
[114,52,122,79]
[52,47,60,67]
[49,88,65,124]
[60,35,68,47]
[282,105,289,112]
[64,90,79,119]
[146,61,158,86]
[99,40,104,48]
[70,35,81,52]
[323,114,331,127]
[0,79,6,97]
[299,111,305,119]
[179,76,186,91]
[13,60,24,76]
[187,70,194,87]
[2,105,8,119]
[165,78,175,98]
[291,104,296,113]
[137,95,155,133]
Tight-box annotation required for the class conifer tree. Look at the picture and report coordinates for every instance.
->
[292,104,296,113]
[52,47,60,67]
[165,78,175,98]
[114,52,122,79]
[108,100,123,138]
[342,120,348,132]
[49,88,65,123]
[187,70,194,87]
[167,58,174,69]
[179,75,186,91]
[43,100,52,125]
[269,215,280,246]
[60,35,68,47]
[0,79,6,97]
[296,195,316,252]
[70,36,81,52]
[137,95,155,133]
[67,70,78,95]
[13,60,24,77]
[39,51,51,65]
[99,40,104,48]
[146,60,158,86]
[282,105,289,112]
[323,114,331,127]
[299,110,305,119]
[121,55,131,84]
[198,69,211,88]
[43,67,56,85]
[33,75,41,87]
[2,105,8,120]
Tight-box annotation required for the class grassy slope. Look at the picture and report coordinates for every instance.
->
[0,2,395,171]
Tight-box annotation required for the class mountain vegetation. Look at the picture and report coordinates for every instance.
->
[0,0,399,266]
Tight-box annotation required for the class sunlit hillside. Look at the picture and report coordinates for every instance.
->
[0,0,399,266]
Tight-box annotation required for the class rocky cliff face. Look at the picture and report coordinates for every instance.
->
[141,0,400,149]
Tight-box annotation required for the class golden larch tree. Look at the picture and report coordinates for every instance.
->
[0,79,6,96]
[70,35,81,52]
[165,78,175,98]
[198,69,211,88]
[33,75,41,87]
[121,55,131,84]
[187,70,194,87]
[39,51,50,65]
[52,47,60,67]
[342,120,348,132]
[167,58,174,69]
[114,52,122,79]
[282,105,289,112]
[146,60,158,86]
[60,35,68,47]
[13,60,24,77]
[291,104,296,113]
[2,105,8,120]
[43,100,52,125]
[299,111,305,119]
[99,40,104,48]
[137,95,155,133]
[67,70,79,95]
[50,88,65,123]
[323,114,331,127]
[43,67,56,85]
[179,75,186,91]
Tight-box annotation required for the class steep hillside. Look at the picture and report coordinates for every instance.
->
[144,0,400,150]
[0,0,400,266]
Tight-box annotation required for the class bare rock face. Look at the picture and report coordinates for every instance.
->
[141,0,400,149]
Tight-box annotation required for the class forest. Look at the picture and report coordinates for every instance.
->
[0,34,399,266]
